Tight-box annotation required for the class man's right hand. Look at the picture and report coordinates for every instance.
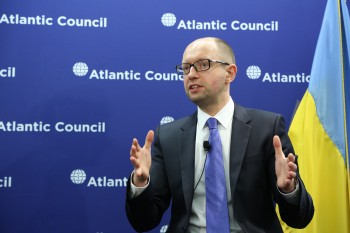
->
[129,130,154,187]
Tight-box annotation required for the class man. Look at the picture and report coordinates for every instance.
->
[125,37,314,232]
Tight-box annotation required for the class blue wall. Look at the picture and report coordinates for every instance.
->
[0,0,338,232]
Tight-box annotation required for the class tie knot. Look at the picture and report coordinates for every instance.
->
[207,117,218,130]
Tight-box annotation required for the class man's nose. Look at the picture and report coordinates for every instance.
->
[187,65,198,76]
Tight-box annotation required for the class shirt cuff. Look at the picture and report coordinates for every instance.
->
[129,170,150,199]
[278,179,300,205]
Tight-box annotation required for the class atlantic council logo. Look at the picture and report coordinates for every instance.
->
[160,12,279,31]
[245,65,310,83]
[0,14,108,28]
[71,169,87,184]
[161,13,176,27]
[72,62,89,77]
[70,169,128,187]
[160,116,174,125]
[246,65,262,80]
[71,62,183,81]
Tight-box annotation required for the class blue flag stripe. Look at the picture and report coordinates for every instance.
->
[308,0,346,159]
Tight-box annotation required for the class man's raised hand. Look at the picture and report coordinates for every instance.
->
[273,135,297,193]
[130,130,154,187]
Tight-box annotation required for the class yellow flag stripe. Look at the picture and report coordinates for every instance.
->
[286,91,350,233]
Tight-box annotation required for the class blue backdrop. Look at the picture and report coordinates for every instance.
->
[0,0,342,232]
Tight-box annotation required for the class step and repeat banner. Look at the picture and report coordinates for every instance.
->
[0,0,337,232]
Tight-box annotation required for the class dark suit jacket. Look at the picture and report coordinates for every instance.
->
[126,104,314,232]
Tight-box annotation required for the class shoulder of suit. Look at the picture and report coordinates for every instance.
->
[236,104,282,121]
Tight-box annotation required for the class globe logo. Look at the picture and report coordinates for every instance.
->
[71,169,87,184]
[160,116,174,125]
[161,13,176,27]
[246,65,262,80]
[73,62,89,77]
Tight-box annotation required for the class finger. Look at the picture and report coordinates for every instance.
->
[287,153,295,163]
[130,156,140,168]
[273,135,284,159]
[288,170,297,179]
[132,138,142,151]
[284,177,294,186]
[144,130,154,150]
[288,161,298,172]
[130,144,138,157]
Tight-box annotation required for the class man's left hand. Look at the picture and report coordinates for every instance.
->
[273,135,297,193]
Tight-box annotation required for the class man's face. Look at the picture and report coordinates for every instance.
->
[182,39,230,108]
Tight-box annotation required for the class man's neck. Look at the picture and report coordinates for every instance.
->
[198,96,231,116]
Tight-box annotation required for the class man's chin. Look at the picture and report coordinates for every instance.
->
[188,96,206,105]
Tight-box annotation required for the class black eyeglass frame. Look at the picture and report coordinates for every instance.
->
[175,59,230,75]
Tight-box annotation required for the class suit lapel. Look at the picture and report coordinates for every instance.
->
[229,104,251,202]
[178,113,197,213]
[175,106,252,213]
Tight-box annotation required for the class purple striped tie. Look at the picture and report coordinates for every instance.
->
[205,117,230,233]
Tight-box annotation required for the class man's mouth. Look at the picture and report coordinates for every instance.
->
[189,84,201,90]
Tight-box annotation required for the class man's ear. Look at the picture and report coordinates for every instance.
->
[225,64,237,83]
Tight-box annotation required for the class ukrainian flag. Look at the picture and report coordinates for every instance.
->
[283,0,350,232]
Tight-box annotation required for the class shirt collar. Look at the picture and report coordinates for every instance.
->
[197,97,235,129]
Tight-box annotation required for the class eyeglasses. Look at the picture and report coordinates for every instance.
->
[175,59,230,75]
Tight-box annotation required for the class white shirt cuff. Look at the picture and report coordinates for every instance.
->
[129,170,150,199]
